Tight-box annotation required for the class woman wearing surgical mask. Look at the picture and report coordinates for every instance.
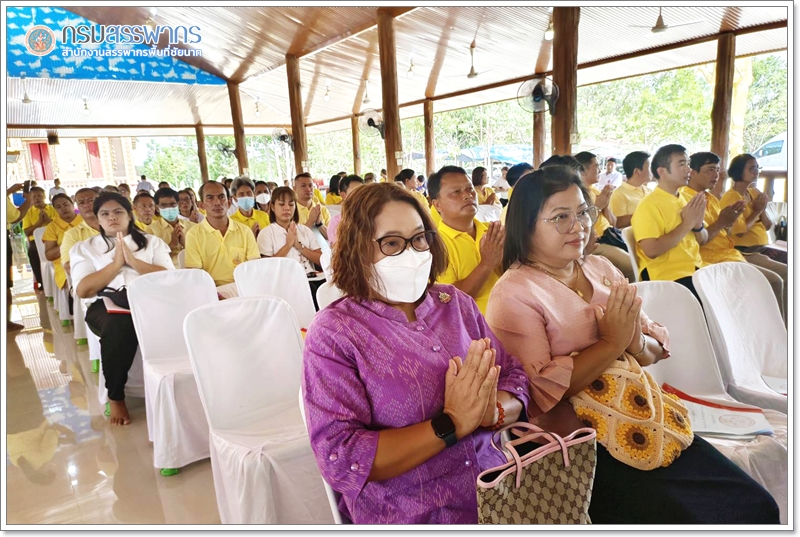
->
[230,176,270,238]
[302,183,530,524]
[254,180,271,212]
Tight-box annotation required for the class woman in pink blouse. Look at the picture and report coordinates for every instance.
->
[302,182,530,524]
[486,165,778,524]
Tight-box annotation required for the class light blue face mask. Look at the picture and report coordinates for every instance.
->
[237,196,256,211]
[160,207,180,222]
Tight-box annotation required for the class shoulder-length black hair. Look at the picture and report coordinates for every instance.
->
[471,166,487,186]
[328,175,341,196]
[502,165,590,272]
[727,153,756,182]
[93,192,149,253]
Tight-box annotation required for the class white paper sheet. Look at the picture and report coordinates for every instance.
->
[761,375,788,396]
[681,400,773,437]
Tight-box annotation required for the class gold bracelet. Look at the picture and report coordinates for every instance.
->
[630,334,647,357]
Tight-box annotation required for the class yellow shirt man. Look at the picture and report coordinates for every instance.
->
[22,205,57,242]
[720,188,770,247]
[679,187,745,265]
[60,221,101,267]
[610,181,649,222]
[325,192,343,205]
[587,185,612,237]
[631,187,706,281]
[230,208,270,232]
[184,218,260,286]
[7,198,20,224]
[297,202,331,227]
[436,219,500,314]
[147,217,197,264]
[430,205,442,227]
[42,215,84,289]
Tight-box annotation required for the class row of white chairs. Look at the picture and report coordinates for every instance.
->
[622,229,787,414]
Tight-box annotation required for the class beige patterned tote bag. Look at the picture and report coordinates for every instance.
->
[476,422,597,524]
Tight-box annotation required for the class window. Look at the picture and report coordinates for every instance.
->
[757,141,783,158]
[28,142,54,181]
[85,140,103,178]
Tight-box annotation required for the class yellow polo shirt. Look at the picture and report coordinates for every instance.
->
[147,217,197,264]
[22,205,58,241]
[325,192,343,205]
[184,218,260,286]
[43,215,84,289]
[436,218,500,315]
[679,187,744,265]
[7,198,20,224]
[297,201,331,227]
[410,189,431,213]
[314,188,327,206]
[60,221,101,266]
[720,188,770,248]
[588,185,612,236]
[610,181,649,219]
[135,220,149,231]
[477,186,498,205]
[430,205,442,227]
[631,187,706,281]
[230,208,270,232]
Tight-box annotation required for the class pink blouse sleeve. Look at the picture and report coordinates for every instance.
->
[639,309,670,359]
[487,292,573,419]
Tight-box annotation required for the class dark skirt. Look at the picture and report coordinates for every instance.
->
[588,436,780,524]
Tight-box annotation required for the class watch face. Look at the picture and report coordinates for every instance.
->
[432,413,456,438]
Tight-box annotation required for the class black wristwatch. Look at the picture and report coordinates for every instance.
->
[691,223,705,233]
[314,221,323,228]
[431,413,458,448]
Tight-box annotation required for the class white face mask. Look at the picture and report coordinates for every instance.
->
[372,247,433,304]
[256,193,270,205]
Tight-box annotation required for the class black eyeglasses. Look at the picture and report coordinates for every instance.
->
[374,230,437,256]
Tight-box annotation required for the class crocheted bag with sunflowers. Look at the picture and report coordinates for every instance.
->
[569,352,693,471]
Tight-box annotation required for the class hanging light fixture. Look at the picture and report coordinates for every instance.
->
[82,97,90,116]
[254,96,261,117]
[323,79,331,102]
[362,79,371,105]
[544,21,555,41]
[407,59,415,80]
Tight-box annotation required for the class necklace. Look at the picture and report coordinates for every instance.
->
[531,260,584,298]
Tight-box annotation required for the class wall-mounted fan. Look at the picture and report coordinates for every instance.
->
[629,7,704,33]
[272,127,294,150]
[217,142,237,158]
[517,76,559,116]
[358,109,385,139]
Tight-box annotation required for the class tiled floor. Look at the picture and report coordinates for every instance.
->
[5,248,221,525]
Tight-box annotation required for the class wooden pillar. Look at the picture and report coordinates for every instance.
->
[550,7,580,156]
[351,116,362,176]
[710,33,736,199]
[377,9,403,180]
[533,112,546,168]
[226,81,249,175]
[286,54,309,175]
[195,124,209,183]
[424,99,435,176]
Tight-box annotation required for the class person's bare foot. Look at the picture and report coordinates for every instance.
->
[7,321,24,332]
[108,400,131,426]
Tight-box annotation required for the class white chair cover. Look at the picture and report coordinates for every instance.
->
[67,273,88,340]
[475,204,502,222]
[319,251,333,281]
[692,263,788,413]
[33,227,55,298]
[298,389,345,524]
[128,269,217,469]
[183,296,333,524]
[312,226,331,257]
[56,285,72,322]
[634,280,787,521]
[234,257,317,330]
[326,204,342,216]
[177,249,186,269]
[315,281,345,310]
[621,226,640,282]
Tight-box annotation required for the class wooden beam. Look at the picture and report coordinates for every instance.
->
[710,33,736,199]
[377,9,403,180]
[550,7,580,156]
[351,116,362,176]
[195,124,209,183]
[7,124,291,130]
[286,54,308,175]
[533,113,546,168]
[226,81,249,175]
[424,99,435,177]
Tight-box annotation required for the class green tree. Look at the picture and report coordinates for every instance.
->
[743,54,787,152]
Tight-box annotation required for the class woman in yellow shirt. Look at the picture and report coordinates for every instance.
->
[471,166,500,207]
[325,175,343,205]
[720,154,785,264]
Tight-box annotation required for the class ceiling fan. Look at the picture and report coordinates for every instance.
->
[446,38,492,79]
[629,7,704,33]
[12,75,51,104]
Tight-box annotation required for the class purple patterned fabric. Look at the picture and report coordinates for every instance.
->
[302,284,531,524]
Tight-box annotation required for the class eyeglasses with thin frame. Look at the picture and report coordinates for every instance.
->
[374,230,437,256]
[541,206,600,234]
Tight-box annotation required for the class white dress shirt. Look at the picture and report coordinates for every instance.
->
[257,222,321,275]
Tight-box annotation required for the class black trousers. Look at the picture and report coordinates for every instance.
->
[641,268,701,304]
[85,300,139,401]
[27,240,42,287]
[588,436,780,524]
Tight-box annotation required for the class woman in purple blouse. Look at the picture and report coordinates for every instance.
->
[302,183,531,524]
